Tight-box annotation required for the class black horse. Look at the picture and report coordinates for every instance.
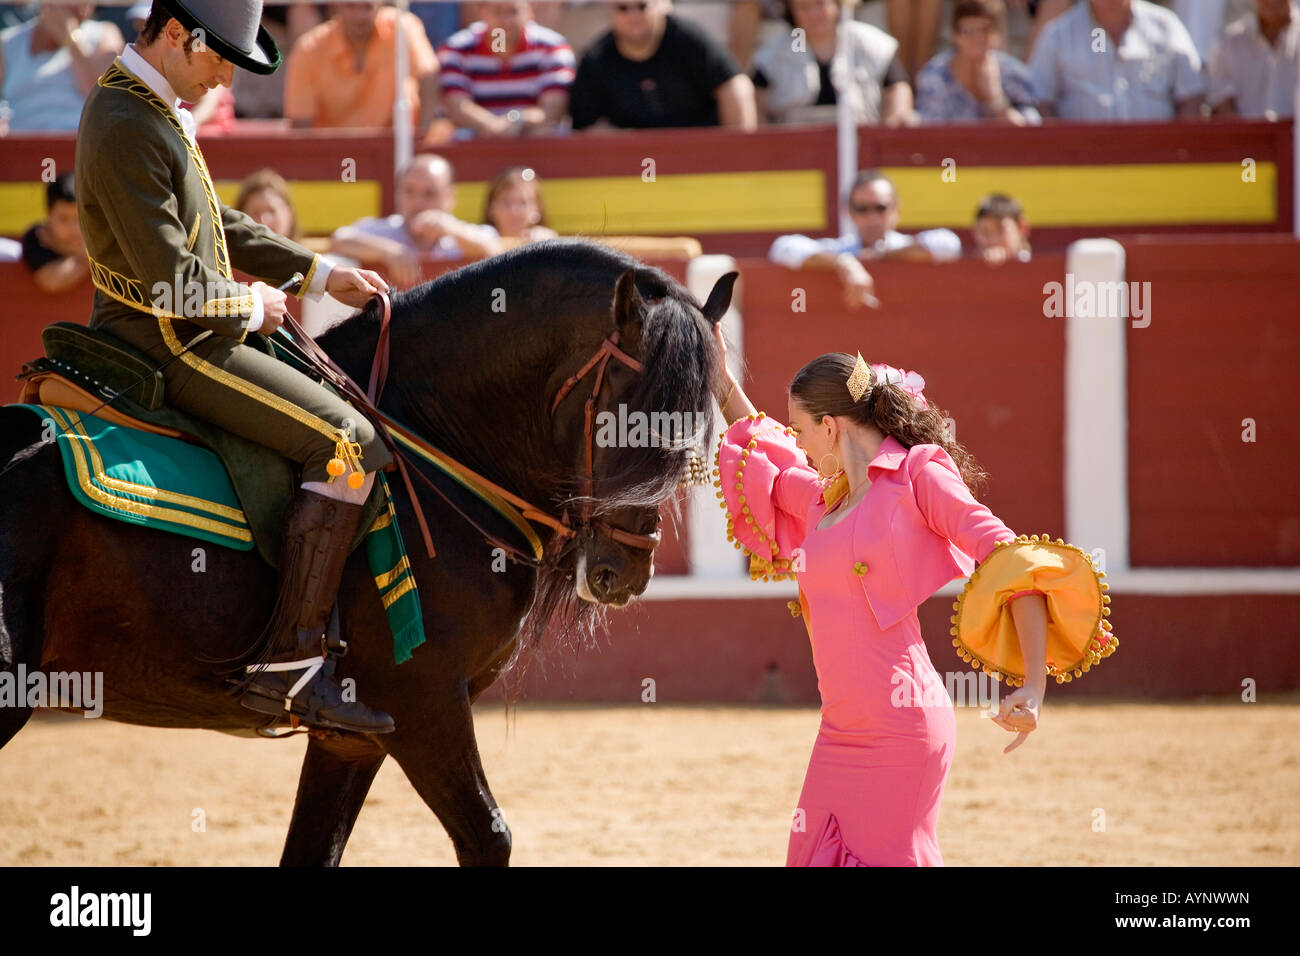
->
[0,239,734,865]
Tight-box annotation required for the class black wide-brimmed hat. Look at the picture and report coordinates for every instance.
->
[156,0,281,75]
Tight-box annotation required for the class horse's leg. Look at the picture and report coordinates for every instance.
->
[386,682,511,867]
[280,734,387,867]
[0,585,40,749]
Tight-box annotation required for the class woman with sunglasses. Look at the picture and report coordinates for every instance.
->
[707,329,1117,865]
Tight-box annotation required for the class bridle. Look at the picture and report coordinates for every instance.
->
[277,293,663,564]
[548,327,663,552]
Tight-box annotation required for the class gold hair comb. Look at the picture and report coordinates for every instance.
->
[846,351,872,402]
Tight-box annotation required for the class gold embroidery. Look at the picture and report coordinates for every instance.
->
[44,406,253,541]
[295,254,320,299]
[155,313,349,444]
[186,211,200,251]
[370,510,394,532]
[99,60,233,280]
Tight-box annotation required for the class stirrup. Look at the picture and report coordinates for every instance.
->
[244,655,326,712]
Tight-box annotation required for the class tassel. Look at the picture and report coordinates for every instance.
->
[328,429,367,490]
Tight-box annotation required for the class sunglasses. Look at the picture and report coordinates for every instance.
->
[850,202,891,214]
[614,2,649,12]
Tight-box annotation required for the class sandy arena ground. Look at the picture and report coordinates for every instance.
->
[1,697,1297,866]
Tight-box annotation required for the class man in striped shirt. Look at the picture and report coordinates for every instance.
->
[437,1,575,138]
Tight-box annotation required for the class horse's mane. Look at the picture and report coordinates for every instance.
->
[328,240,721,679]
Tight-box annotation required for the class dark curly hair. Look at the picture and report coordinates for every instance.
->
[789,352,988,496]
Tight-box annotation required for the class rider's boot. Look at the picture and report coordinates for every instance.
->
[238,486,395,734]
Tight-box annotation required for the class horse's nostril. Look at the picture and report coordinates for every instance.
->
[592,565,617,594]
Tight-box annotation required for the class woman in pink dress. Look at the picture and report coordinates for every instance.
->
[710,334,1117,866]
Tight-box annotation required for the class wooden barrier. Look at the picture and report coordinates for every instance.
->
[2,119,1292,256]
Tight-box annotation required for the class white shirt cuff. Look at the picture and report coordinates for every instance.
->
[305,256,335,301]
[245,292,264,334]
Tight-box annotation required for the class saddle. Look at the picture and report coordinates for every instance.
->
[15,322,386,567]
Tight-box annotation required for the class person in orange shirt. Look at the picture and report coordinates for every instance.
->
[284,2,440,133]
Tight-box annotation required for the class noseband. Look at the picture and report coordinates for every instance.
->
[549,329,662,552]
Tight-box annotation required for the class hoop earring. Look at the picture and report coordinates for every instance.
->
[817,452,842,478]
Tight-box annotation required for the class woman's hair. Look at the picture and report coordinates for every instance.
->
[953,0,1006,33]
[789,352,988,495]
[234,168,300,241]
[482,166,548,233]
[782,0,857,28]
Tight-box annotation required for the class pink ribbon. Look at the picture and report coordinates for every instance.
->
[870,363,928,408]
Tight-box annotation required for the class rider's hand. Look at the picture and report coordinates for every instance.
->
[327,266,390,307]
[250,280,288,334]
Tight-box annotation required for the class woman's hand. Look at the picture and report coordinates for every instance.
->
[710,322,735,401]
[989,683,1043,753]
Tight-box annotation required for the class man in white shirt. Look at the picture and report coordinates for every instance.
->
[1029,0,1207,120]
[769,170,962,310]
[331,153,503,288]
[1209,0,1299,117]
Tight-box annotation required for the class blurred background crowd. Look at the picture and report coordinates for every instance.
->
[2,0,1296,301]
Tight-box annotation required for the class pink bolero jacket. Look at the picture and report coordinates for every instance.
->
[715,412,1014,630]
[714,412,1118,685]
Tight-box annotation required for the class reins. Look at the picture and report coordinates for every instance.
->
[275,291,662,566]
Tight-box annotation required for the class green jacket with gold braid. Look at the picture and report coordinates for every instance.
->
[76,57,321,346]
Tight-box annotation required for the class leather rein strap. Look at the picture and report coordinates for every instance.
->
[278,292,661,565]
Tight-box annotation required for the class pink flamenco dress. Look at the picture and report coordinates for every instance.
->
[714,412,1118,867]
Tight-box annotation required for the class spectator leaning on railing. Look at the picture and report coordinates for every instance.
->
[1028,0,1206,120]
[769,170,962,310]
[915,0,1041,125]
[569,0,757,130]
[437,1,575,138]
[284,2,440,134]
[1208,0,1298,118]
[752,0,913,127]
[972,192,1032,264]
[330,153,503,288]
[0,1,122,134]
[21,171,89,294]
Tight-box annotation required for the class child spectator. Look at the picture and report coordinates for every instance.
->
[235,169,301,242]
[483,166,559,242]
[972,193,1032,264]
[22,172,88,294]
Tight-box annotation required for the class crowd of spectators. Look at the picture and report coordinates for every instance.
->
[2,1,1296,294]
[2,1,1295,137]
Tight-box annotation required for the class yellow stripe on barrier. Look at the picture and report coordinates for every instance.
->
[2,162,1276,238]
[884,163,1278,228]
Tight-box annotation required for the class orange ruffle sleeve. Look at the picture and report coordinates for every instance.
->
[950,535,1118,686]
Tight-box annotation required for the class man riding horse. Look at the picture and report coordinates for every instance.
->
[75,0,395,733]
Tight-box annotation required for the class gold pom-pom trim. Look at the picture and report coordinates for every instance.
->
[713,412,805,581]
[949,534,1118,688]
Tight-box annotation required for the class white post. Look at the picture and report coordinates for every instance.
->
[835,0,857,237]
[1064,239,1130,571]
[686,254,744,578]
[393,0,414,179]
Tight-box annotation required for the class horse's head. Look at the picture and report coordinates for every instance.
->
[553,265,738,606]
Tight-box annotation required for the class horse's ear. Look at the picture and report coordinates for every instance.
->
[613,268,644,340]
[700,271,739,325]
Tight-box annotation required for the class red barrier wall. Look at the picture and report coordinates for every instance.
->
[1124,236,1300,566]
[735,254,1067,539]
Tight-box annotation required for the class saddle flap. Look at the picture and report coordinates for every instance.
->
[41,322,166,410]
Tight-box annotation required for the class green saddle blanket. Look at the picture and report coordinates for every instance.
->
[10,402,426,664]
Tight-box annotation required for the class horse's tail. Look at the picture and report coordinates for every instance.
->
[0,404,63,670]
